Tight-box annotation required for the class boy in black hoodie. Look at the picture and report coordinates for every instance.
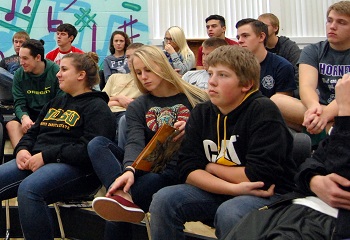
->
[149,45,297,240]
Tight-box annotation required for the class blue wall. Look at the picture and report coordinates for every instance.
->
[0,0,149,66]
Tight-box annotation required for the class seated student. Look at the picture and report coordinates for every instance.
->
[88,45,208,240]
[0,31,30,78]
[46,23,84,65]
[196,14,238,70]
[6,39,63,148]
[163,26,195,75]
[102,43,143,132]
[182,37,228,90]
[103,31,131,81]
[0,52,116,240]
[269,1,350,146]
[225,73,350,240]
[0,31,30,123]
[258,13,301,89]
[149,45,297,240]
[236,18,296,98]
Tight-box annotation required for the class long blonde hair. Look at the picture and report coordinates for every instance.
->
[166,26,194,62]
[130,45,208,107]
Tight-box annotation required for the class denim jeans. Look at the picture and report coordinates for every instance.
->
[87,136,180,238]
[0,159,100,240]
[150,183,281,240]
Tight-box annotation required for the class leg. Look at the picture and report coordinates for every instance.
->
[224,204,335,240]
[0,159,31,200]
[214,194,281,239]
[131,164,180,211]
[117,115,127,149]
[17,163,100,240]
[150,184,229,240]
[270,94,306,132]
[6,120,24,148]
[87,136,124,190]
[104,221,132,240]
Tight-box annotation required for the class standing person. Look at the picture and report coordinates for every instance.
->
[258,13,301,86]
[196,14,238,70]
[149,45,297,240]
[270,1,350,146]
[236,18,296,98]
[163,26,195,75]
[103,31,131,81]
[46,23,83,65]
[6,39,63,148]
[224,73,350,240]
[88,45,208,239]
[0,52,116,240]
[182,37,228,90]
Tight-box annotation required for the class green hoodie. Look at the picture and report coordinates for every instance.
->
[12,59,64,121]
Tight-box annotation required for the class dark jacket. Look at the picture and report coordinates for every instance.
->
[178,91,297,194]
[14,90,116,171]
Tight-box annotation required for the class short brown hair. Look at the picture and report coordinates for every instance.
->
[206,45,260,91]
[258,13,280,35]
[327,1,350,17]
[13,31,30,42]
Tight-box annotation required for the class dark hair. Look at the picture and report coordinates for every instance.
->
[202,37,229,48]
[109,31,131,54]
[236,18,268,46]
[63,52,100,88]
[21,39,45,61]
[205,15,226,27]
[57,23,78,43]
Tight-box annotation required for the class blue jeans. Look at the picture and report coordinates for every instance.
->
[150,184,281,240]
[0,159,100,240]
[87,136,180,238]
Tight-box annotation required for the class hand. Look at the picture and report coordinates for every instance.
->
[164,44,176,54]
[303,105,327,134]
[117,95,134,109]
[21,115,35,133]
[233,182,275,197]
[310,174,350,210]
[335,73,350,116]
[106,170,135,197]
[16,149,32,170]
[173,120,186,142]
[24,152,44,172]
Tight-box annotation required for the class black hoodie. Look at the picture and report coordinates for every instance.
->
[178,91,297,194]
[14,91,116,171]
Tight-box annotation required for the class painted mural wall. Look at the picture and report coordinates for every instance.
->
[0,0,149,66]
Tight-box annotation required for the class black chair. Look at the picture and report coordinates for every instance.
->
[292,132,312,167]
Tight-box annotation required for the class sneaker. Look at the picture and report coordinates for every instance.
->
[92,195,145,223]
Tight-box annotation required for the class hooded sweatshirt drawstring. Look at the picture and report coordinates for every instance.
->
[216,89,258,156]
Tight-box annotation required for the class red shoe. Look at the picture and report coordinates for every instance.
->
[92,195,145,223]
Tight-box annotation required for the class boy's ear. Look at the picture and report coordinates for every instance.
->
[241,80,254,93]
[259,32,266,43]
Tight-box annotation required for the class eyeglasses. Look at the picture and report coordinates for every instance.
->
[164,37,173,42]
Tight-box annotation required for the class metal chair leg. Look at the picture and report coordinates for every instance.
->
[144,213,152,240]
[53,203,65,240]
[5,199,10,240]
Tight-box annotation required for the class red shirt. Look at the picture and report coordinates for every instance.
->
[196,37,238,66]
[46,46,84,65]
